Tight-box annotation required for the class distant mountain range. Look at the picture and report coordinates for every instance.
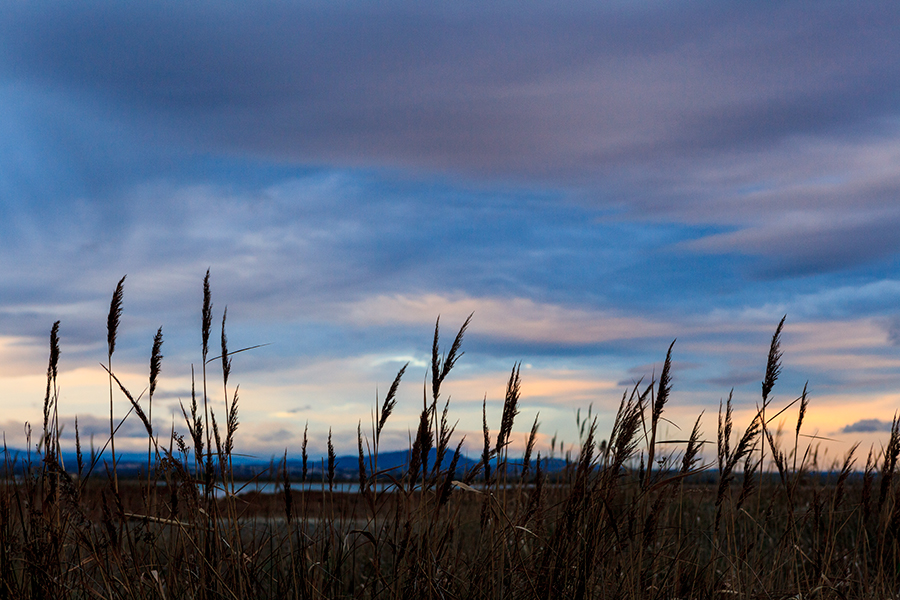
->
[0,446,570,481]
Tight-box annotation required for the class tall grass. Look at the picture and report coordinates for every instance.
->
[1,275,899,598]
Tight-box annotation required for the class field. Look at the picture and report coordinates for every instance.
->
[2,276,899,599]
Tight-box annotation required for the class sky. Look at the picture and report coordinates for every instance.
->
[2,1,900,465]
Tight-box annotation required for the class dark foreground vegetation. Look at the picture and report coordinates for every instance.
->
[2,273,899,599]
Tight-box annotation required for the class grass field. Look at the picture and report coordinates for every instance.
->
[2,275,898,599]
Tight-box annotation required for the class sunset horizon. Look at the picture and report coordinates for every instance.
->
[2,1,899,463]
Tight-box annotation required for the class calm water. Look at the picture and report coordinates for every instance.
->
[151,480,529,498]
[223,481,396,496]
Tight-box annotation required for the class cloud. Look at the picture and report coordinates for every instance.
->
[341,293,677,347]
[149,389,193,401]
[686,206,900,277]
[654,130,900,275]
[889,318,900,347]
[703,371,760,389]
[2,1,900,281]
[251,427,296,444]
[786,281,900,320]
[1,1,897,181]
[839,418,894,434]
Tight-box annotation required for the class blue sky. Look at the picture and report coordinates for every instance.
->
[2,1,900,461]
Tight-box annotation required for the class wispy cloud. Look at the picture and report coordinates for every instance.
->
[342,294,676,346]
[839,419,894,434]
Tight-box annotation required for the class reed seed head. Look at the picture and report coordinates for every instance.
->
[327,428,335,491]
[653,340,675,427]
[225,386,239,456]
[49,320,60,381]
[762,315,786,403]
[481,396,492,483]
[301,422,308,483]
[795,381,809,437]
[357,422,367,493]
[681,412,703,475]
[221,307,231,386]
[430,313,472,401]
[202,269,212,359]
[378,363,407,439]
[522,413,539,480]
[150,327,163,399]
[107,276,126,359]
[496,362,521,455]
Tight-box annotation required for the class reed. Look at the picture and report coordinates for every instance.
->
[3,277,900,599]
[106,275,126,494]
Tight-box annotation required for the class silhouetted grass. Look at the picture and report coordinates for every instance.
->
[2,275,900,598]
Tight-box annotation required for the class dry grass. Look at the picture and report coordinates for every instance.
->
[2,276,900,599]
